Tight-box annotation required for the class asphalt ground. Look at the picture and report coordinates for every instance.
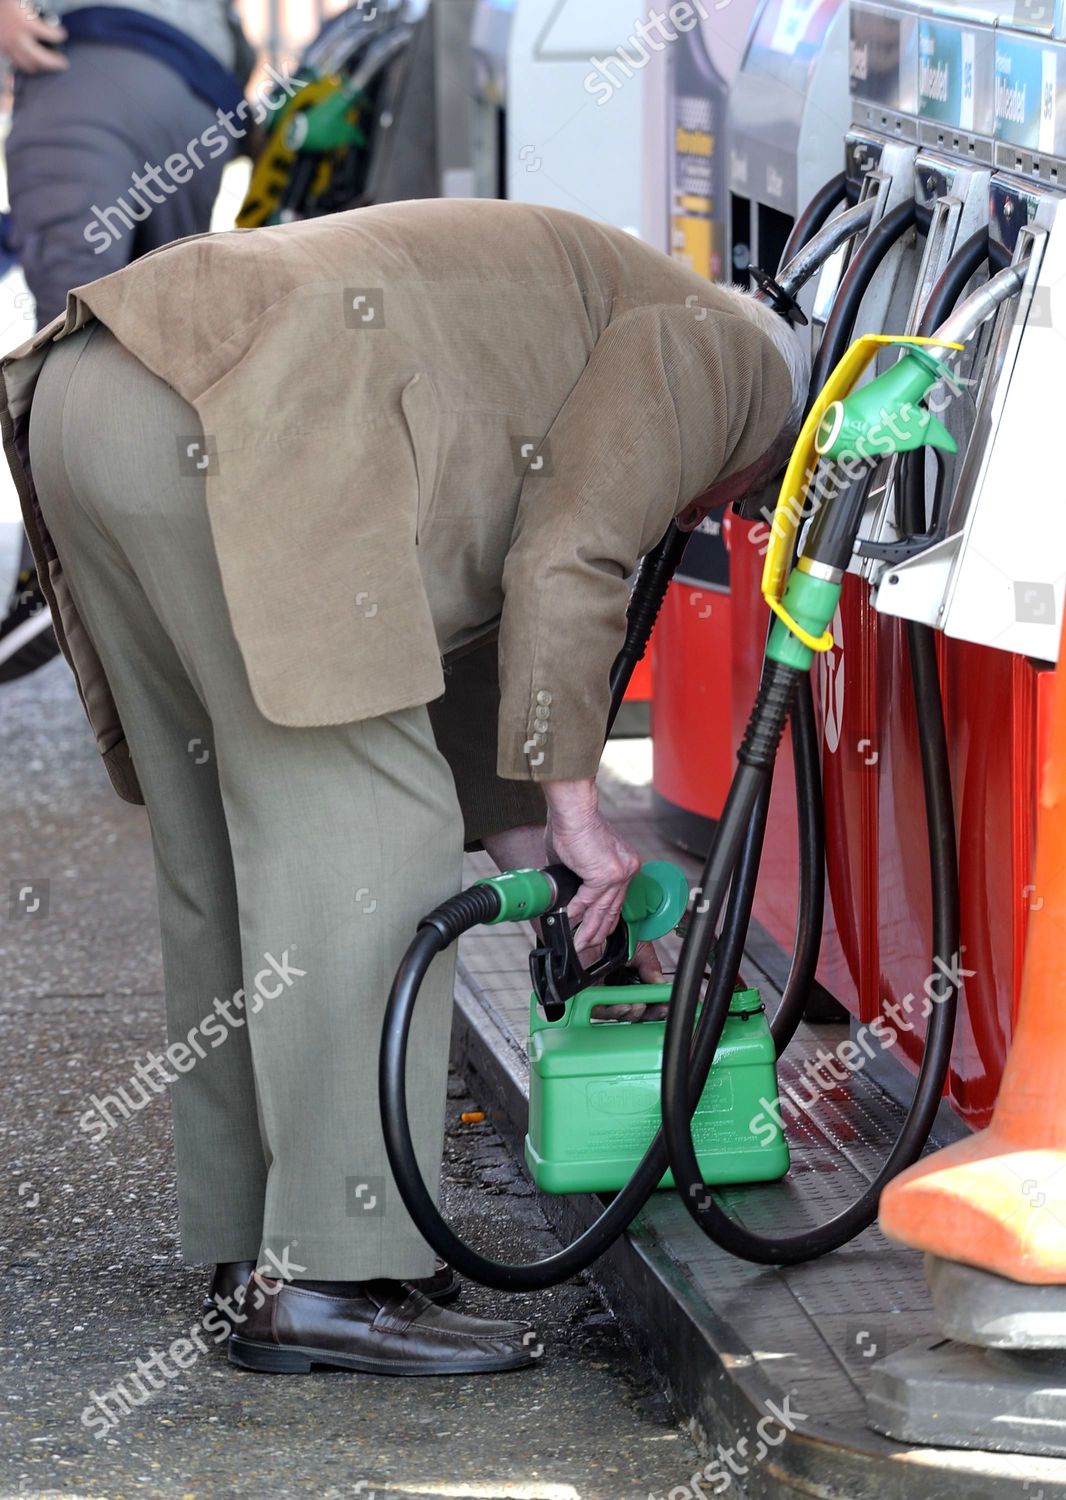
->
[0,579,703,1500]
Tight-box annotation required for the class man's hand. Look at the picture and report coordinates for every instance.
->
[483,809,667,1021]
[588,940,669,1022]
[546,785,671,1018]
[543,778,639,953]
[0,0,68,71]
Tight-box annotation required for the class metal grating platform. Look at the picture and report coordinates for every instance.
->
[451,741,1066,1499]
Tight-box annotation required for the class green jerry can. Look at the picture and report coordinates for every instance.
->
[525,983,790,1194]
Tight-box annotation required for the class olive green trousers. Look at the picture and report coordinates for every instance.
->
[29,322,541,1278]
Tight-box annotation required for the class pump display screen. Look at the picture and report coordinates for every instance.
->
[751,0,838,65]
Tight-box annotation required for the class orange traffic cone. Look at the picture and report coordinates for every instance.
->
[879,616,1066,1283]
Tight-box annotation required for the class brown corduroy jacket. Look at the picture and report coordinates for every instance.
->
[1,199,791,811]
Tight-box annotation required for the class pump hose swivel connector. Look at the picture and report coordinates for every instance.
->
[417,884,502,945]
[739,659,801,771]
[748,265,810,328]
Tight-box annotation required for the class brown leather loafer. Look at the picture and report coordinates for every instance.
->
[202,1260,257,1323]
[410,1260,462,1305]
[203,1258,460,1327]
[228,1274,540,1376]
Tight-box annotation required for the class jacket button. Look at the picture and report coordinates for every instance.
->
[536,691,553,706]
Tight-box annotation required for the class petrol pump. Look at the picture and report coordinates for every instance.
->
[653,0,1066,1446]
[506,0,680,247]
[237,0,511,224]
[725,0,852,288]
[506,2,760,721]
[653,0,850,851]
[368,0,1066,1462]
[655,0,1066,1141]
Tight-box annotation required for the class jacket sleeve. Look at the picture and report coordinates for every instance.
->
[495,302,790,782]
[428,632,547,847]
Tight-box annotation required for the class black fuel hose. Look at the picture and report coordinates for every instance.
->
[721,205,932,1058]
[382,889,700,1291]
[989,237,1011,274]
[920,227,990,334]
[770,679,825,1052]
[378,185,957,1288]
[779,171,849,272]
[809,198,920,399]
[715,225,988,1063]
[710,174,884,1057]
[607,522,689,735]
[277,154,320,219]
[658,221,991,1264]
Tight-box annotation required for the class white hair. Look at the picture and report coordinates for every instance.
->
[713,281,812,440]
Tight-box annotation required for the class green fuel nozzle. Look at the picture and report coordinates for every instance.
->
[476,859,690,1019]
[477,860,689,948]
[815,345,958,464]
[620,860,691,949]
[284,85,367,154]
[787,344,964,606]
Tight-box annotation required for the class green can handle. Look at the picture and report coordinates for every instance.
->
[528,981,763,1036]
[529,981,674,1036]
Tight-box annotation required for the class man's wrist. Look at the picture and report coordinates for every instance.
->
[543,778,599,828]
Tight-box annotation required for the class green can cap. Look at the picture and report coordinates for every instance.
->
[729,985,764,1017]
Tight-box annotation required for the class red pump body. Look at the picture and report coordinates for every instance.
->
[651,511,1053,1128]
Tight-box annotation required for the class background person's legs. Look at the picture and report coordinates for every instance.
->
[30,323,465,1279]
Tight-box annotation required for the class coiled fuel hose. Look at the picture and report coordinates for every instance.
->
[660,227,1008,1263]
[379,201,1007,1286]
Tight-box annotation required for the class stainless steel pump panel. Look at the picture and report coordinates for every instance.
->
[916,13,996,151]
[872,204,1066,662]
[850,1,919,138]
[728,0,851,220]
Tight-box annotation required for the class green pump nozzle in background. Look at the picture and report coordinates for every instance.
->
[284,84,367,154]
[814,345,958,463]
